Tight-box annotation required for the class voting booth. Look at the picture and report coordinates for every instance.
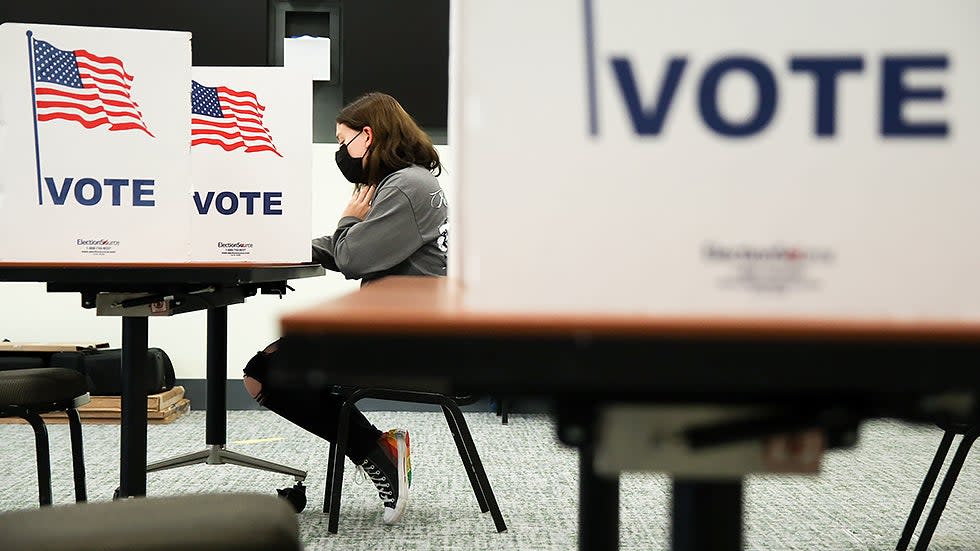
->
[0,23,191,262]
[451,0,980,320]
[0,23,313,264]
[190,67,311,262]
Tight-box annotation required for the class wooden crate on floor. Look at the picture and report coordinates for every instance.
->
[0,386,190,425]
[84,385,186,411]
[0,341,109,352]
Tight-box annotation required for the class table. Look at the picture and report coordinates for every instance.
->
[0,263,324,498]
[277,276,980,551]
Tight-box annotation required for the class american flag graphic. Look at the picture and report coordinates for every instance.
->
[32,38,153,136]
[191,81,281,156]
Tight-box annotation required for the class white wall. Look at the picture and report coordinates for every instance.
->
[0,143,455,379]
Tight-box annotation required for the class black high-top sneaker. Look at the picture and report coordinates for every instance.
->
[358,429,411,524]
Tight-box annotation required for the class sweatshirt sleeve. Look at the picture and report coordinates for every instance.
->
[311,232,344,272]
[312,187,423,280]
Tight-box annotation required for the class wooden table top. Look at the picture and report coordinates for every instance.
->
[280,276,980,342]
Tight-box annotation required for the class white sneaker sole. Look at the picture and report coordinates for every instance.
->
[383,430,410,524]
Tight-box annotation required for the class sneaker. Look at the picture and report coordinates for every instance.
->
[359,429,411,524]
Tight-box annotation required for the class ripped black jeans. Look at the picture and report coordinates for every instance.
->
[243,339,382,463]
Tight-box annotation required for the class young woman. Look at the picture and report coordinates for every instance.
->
[242,92,448,524]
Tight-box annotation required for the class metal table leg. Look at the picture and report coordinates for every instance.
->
[672,479,743,551]
[119,316,148,498]
[147,306,306,483]
[579,442,620,551]
[206,305,227,446]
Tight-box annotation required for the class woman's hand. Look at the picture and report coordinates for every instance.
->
[341,184,377,220]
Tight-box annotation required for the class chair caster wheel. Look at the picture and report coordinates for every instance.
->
[277,482,307,512]
[112,487,120,500]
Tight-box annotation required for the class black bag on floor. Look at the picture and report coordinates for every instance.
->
[49,348,176,395]
[0,356,46,371]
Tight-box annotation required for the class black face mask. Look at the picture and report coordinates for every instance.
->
[335,129,366,184]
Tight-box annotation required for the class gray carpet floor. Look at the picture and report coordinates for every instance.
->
[0,410,977,550]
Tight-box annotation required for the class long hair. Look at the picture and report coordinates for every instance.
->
[336,92,442,185]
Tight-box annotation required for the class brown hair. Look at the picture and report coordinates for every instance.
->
[336,92,442,185]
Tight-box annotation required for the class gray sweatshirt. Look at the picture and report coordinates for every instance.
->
[312,165,448,282]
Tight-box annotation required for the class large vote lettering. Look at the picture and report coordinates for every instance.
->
[193,191,283,215]
[612,55,949,138]
[43,177,155,206]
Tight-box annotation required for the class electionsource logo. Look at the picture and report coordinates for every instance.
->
[77,239,120,246]
[703,242,835,293]
[75,238,120,256]
[217,241,254,257]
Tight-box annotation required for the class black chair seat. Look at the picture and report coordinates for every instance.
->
[0,367,90,506]
[0,367,88,406]
[0,493,301,551]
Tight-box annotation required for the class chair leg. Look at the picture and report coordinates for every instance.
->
[444,400,508,532]
[327,398,354,534]
[323,440,337,513]
[501,399,509,425]
[441,403,489,512]
[66,408,87,503]
[896,430,955,551]
[22,412,53,507]
[912,426,979,551]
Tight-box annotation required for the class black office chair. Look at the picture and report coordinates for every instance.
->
[897,421,979,551]
[322,388,507,534]
[0,367,89,506]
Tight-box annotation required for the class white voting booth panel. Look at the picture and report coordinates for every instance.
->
[190,67,312,263]
[0,23,191,263]
[452,0,980,320]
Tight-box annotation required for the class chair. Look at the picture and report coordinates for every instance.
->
[323,387,507,534]
[495,397,511,424]
[0,367,89,506]
[896,421,979,551]
[0,493,300,551]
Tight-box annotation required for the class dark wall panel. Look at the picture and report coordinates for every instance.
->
[342,0,449,130]
[1,0,450,130]
[0,0,269,66]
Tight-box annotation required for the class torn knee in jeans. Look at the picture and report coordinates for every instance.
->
[243,375,263,400]
[262,341,279,354]
[243,340,282,404]
[243,349,270,381]
[243,355,270,404]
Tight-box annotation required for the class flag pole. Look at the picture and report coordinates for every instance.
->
[27,30,43,205]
